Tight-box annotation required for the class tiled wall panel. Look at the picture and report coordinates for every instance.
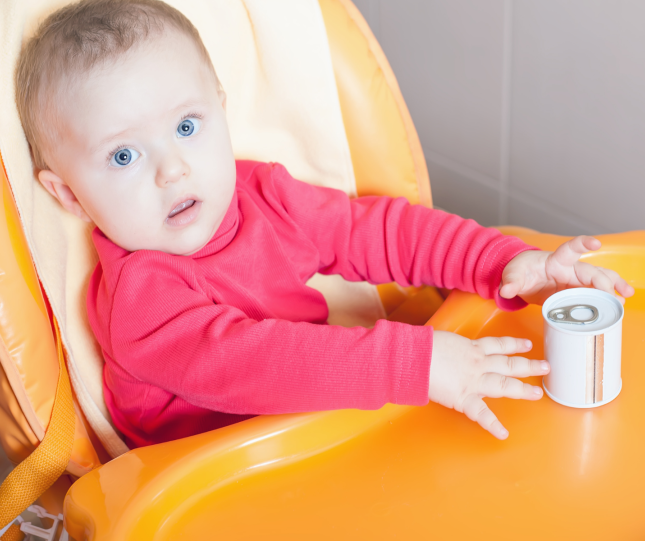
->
[510,0,645,233]
[354,0,645,235]
[377,0,506,181]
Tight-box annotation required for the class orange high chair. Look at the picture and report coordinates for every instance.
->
[1,1,644,539]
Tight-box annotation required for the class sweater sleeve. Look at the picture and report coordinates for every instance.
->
[262,163,538,311]
[108,253,432,415]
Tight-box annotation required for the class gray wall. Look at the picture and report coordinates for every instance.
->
[353,0,645,235]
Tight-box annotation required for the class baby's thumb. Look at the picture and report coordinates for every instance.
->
[499,273,524,299]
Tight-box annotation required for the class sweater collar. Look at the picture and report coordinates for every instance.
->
[190,190,240,259]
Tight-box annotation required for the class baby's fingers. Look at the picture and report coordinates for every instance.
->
[474,336,533,356]
[574,261,618,296]
[462,395,509,440]
[552,235,601,267]
[499,270,525,299]
[598,267,635,300]
[486,355,550,378]
[478,373,543,400]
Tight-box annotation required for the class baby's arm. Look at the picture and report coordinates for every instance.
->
[107,254,548,439]
[107,254,432,415]
[261,163,537,308]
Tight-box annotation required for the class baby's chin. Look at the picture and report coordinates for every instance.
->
[98,202,226,255]
[171,236,212,256]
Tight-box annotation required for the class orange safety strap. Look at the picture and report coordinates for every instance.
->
[0,320,75,537]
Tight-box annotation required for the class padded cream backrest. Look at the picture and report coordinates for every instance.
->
[0,0,385,457]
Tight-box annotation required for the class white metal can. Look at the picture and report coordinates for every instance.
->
[542,288,624,408]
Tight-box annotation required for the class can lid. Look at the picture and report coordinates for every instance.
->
[542,288,623,333]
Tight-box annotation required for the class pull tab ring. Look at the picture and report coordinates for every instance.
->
[547,304,599,325]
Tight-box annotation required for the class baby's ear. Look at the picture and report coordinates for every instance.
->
[218,87,227,111]
[37,170,93,223]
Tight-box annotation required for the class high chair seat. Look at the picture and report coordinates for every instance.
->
[0,0,436,524]
[0,0,432,475]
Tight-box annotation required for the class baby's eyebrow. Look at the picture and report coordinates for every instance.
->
[93,128,132,154]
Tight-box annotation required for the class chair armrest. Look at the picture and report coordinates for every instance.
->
[64,405,414,540]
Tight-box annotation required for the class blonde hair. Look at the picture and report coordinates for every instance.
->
[15,0,216,170]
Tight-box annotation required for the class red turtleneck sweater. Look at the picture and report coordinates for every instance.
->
[87,161,534,448]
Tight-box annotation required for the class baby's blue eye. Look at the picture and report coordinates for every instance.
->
[177,117,201,137]
[110,148,140,167]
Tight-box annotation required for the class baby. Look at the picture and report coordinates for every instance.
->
[15,0,633,448]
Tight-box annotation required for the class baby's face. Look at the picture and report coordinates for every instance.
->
[39,30,236,255]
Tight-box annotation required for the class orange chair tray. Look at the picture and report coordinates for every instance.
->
[65,233,645,540]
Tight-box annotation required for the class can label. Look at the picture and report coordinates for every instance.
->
[586,333,603,404]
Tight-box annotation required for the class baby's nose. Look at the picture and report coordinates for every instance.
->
[155,153,190,187]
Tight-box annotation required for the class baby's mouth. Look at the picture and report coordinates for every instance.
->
[165,197,202,228]
[168,199,196,218]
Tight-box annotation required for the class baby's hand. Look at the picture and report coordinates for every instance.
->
[429,331,549,439]
[500,235,635,306]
